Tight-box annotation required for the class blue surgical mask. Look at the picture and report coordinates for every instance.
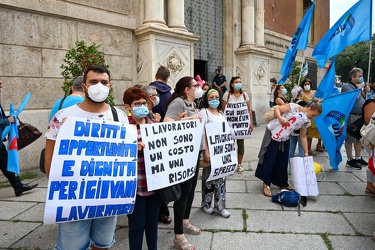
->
[132,105,149,119]
[208,99,220,109]
[282,89,287,95]
[358,76,364,86]
[234,83,242,90]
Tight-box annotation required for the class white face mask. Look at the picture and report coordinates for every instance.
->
[87,82,109,103]
[194,87,204,99]
[304,85,311,91]
[152,96,160,106]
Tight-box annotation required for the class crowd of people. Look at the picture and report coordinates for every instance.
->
[2,64,375,249]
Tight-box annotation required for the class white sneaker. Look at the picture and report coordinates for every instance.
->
[202,206,214,214]
[220,209,230,218]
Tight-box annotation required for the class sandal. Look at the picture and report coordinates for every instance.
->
[237,164,245,173]
[158,215,172,224]
[279,185,293,191]
[183,222,201,235]
[365,187,375,194]
[174,236,196,250]
[263,183,272,197]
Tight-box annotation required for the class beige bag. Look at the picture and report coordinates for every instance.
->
[263,106,276,122]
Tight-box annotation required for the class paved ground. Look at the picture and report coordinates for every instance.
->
[1,123,375,250]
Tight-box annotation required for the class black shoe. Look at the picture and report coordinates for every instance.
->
[14,184,38,197]
[346,159,362,170]
[356,157,368,165]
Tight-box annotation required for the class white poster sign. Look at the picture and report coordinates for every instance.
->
[290,156,319,196]
[224,101,251,139]
[205,122,238,182]
[269,113,309,142]
[44,117,138,225]
[140,120,204,191]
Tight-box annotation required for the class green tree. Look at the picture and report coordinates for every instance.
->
[283,61,302,101]
[60,40,114,105]
[336,34,375,83]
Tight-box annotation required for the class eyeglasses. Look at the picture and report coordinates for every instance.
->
[191,84,199,88]
[208,97,220,100]
[131,101,148,107]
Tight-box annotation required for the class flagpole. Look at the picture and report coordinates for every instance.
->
[297,51,306,87]
[367,40,372,83]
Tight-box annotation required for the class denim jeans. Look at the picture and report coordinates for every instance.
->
[289,135,304,158]
[55,216,117,250]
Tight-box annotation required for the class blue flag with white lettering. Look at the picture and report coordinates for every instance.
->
[314,89,361,170]
[314,57,339,98]
[313,0,372,68]
[278,3,315,84]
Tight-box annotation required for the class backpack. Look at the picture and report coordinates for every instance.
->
[271,190,301,207]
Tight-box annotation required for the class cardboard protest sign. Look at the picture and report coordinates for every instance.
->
[224,101,251,139]
[205,122,237,182]
[140,120,204,191]
[290,156,319,196]
[44,117,138,225]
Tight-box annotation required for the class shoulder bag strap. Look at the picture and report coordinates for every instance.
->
[110,106,119,122]
[58,96,67,110]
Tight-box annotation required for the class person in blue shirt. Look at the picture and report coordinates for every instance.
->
[49,76,85,120]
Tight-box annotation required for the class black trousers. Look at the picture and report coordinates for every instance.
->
[0,143,22,189]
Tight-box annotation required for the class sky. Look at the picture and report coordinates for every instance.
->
[330,0,375,33]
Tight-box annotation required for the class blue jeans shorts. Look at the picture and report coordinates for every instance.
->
[55,216,117,250]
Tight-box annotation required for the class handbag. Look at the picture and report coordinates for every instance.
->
[263,106,276,122]
[361,122,375,145]
[159,184,181,202]
[347,116,365,140]
[17,118,42,150]
[39,148,46,174]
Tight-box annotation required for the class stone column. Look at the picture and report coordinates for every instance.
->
[241,0,255,46]
[167,0,187,31]
[255,0,265,46]
[143,0,166,26]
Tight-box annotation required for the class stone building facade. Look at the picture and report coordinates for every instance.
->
[0,0,329,171]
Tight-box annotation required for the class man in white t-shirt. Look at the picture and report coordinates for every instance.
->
[44,65,128,250]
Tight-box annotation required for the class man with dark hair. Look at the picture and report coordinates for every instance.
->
[268,77,277,107]
[44,65,129,250]
[0,80,38,197]
[341,67,367,170]
[213,66,227,94]
[149,65,172,121]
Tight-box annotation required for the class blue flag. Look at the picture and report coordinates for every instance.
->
[278,3,315,84]
[313,0,372,68]
[7,104,20,174]
[314,57,339,98]
[2,93,31,174]
[314,89,361,170]
[301,62,309,77]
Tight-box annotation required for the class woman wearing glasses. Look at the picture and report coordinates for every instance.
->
[164,76,204,250]
[199,88,231,218]
[221,76,254,173]
[123,87,162,250]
